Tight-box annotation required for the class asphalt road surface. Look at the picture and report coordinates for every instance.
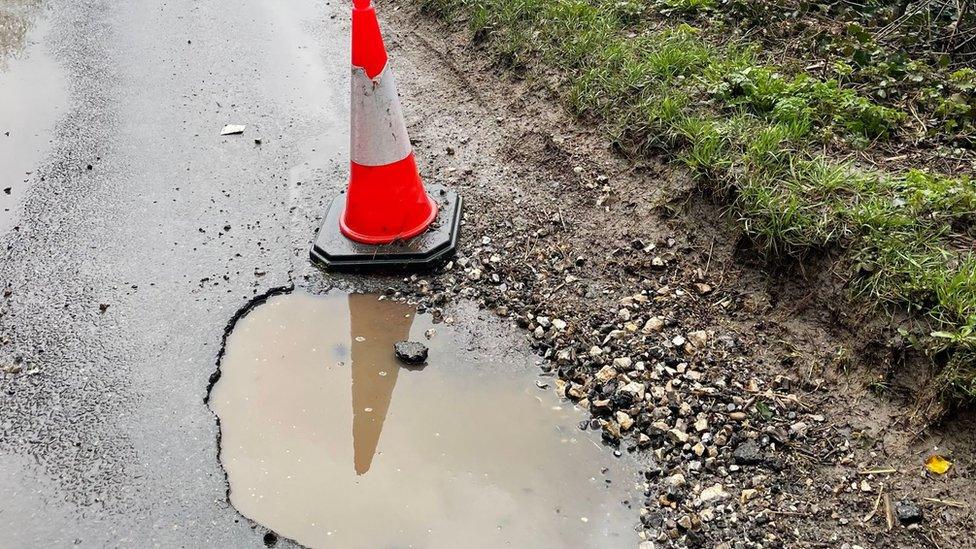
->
[0,0,354,545]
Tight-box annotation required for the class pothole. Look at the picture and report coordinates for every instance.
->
[209,290,637,548]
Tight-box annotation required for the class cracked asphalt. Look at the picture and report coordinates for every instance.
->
[0,0,355,545]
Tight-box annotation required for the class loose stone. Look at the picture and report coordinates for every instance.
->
[393,341,429,364]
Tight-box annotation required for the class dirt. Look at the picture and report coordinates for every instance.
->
[365,2,976,546]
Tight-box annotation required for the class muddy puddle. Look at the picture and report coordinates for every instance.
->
[209,291,637,548]
[0,1,68,235]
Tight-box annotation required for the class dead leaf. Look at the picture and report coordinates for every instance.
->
[925,454,952,475]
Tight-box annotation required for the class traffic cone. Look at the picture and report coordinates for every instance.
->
[311,0,461,270]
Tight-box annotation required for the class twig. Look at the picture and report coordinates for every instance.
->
[879,0,937,39]
[548,282,566,296]
[703,240,715,275]
[923,497,969,508]
[863,486,884,523]
[761,509,809,517]
[884,493,895,531]
[859,468,898,475]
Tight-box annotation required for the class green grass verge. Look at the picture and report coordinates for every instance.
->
[418,0,976,406]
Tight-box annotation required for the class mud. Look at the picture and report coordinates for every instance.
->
[210,291,639,549]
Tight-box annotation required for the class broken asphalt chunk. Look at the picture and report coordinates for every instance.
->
[394,340,428,364]
[732,441,763,465]
[895,500,924,525]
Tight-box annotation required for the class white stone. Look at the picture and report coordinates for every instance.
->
[619,381,646,401]
[696,483,731,506]
[688,330,708,347]
[616,411,634,431]
[642,317,664,333]
[612,357,633,370]
[595,365,617,383]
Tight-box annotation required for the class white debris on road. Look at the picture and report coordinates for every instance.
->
[220,124,246,135]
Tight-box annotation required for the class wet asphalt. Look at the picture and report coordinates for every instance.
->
[0,0,355,545]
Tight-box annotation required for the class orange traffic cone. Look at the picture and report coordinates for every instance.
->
[311,0,461,270]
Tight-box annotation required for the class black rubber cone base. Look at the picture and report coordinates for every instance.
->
[310,184,461,271]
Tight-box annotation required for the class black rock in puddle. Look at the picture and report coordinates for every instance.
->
[394,340,428,365]
[895,500,924,525]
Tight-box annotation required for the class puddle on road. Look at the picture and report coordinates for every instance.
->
[210,291,637,549]
[0,1,68,235]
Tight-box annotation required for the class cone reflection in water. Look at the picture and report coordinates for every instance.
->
[348,293,415,475]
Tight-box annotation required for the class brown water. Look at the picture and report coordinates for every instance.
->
[210,291,637,549]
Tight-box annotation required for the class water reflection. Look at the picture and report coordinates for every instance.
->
[348,293,413,475]
[0,0,66,236]
[0,1,43,68]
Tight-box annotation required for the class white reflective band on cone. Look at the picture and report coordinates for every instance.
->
[350,65,412,167]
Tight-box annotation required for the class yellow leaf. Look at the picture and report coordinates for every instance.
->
[925,454,952,475]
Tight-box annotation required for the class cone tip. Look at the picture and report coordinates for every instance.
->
[351,0,387,79]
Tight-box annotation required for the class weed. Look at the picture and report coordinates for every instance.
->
[658,0,716,15]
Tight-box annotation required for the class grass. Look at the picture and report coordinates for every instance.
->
[417,0,976,409]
